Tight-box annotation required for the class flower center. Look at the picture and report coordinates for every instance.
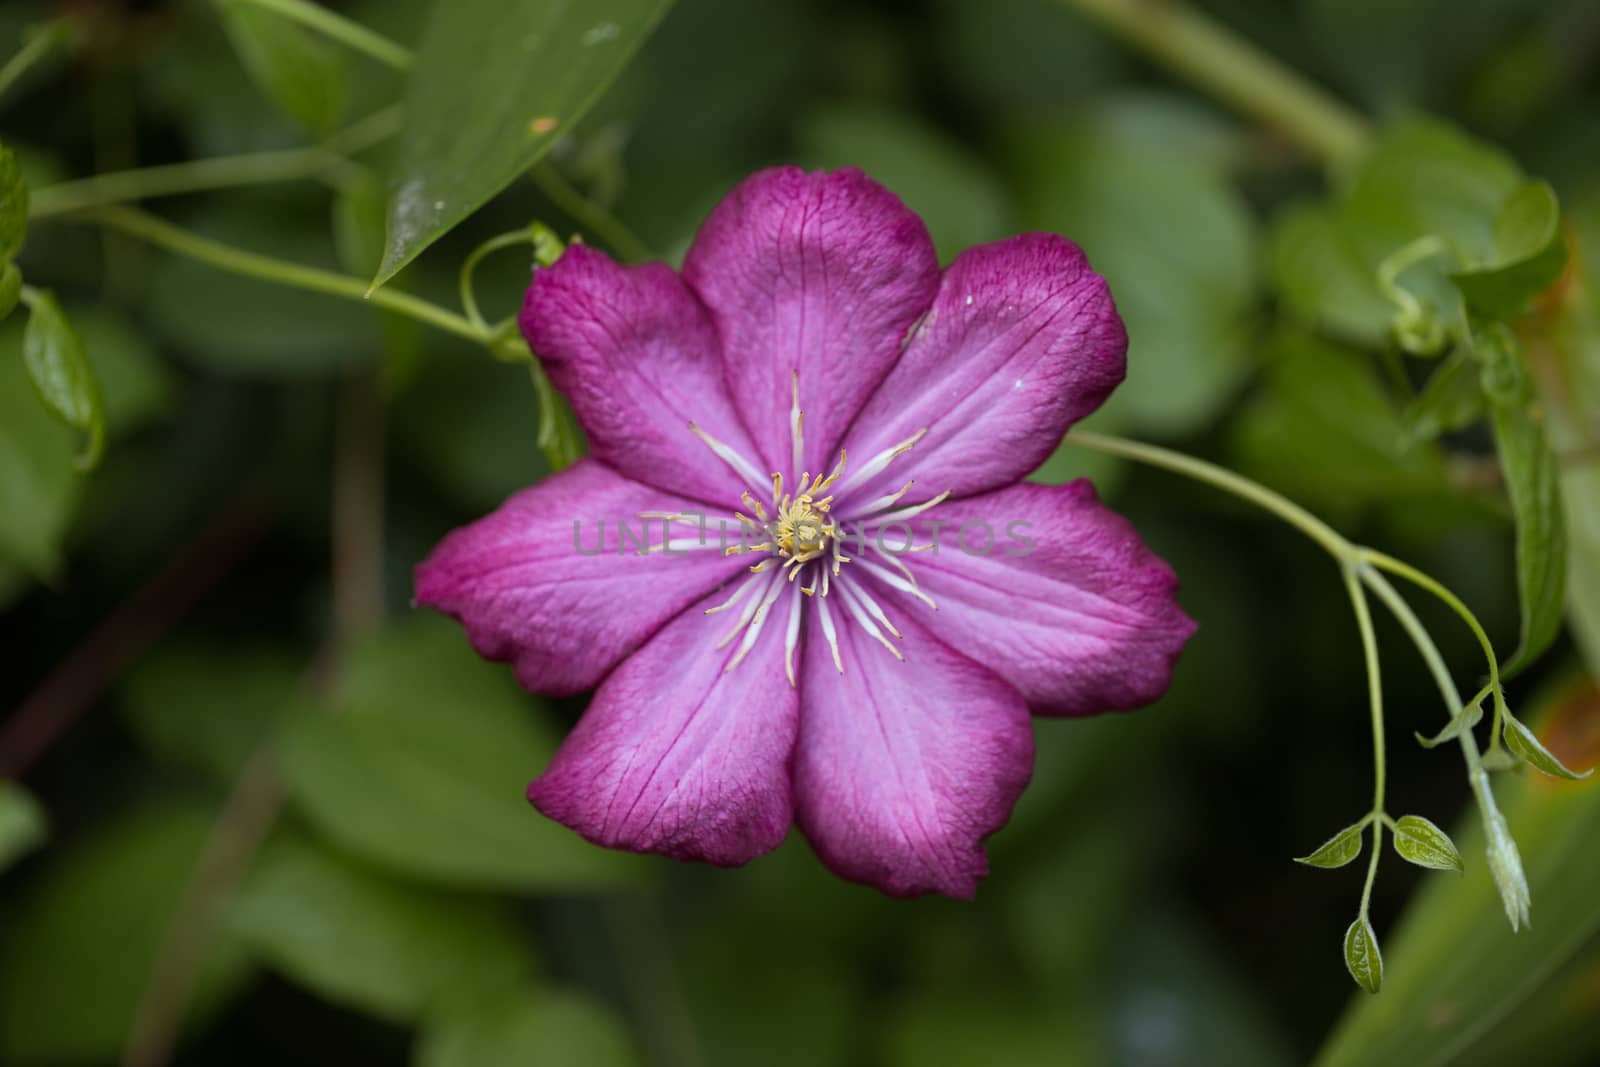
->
[665,371,949,686]
[730,459,850,594]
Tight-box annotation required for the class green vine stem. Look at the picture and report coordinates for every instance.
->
[27,106,401,219]
[1057,0,1372,168]
[1065,429,1532,927]
[1344,564,1386,919]
[1357,564,1531,928]
[70,205,483,342]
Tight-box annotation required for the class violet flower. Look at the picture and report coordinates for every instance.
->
[416,167,1195,898]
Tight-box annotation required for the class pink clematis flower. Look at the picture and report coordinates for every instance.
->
[415,167,1195,898]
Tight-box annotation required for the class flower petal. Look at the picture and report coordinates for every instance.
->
[682,167,940,475]
[416,460,745,696]
[520,244,763,505]
[527,576,800,866]
[873,480,1195,715]
[794,603,1033,898]
[837,233,1126,511]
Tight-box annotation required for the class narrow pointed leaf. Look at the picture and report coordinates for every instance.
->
[1402,348,1487,445]
[374,0,675,289]
[20,289,104,470]
[1474,325,1566,676]
[1343,916,1383,994]
[1391,815,1464,872]
[1415,694,1484,749]
[1294,819,1366,869]
[1503,712,1592,780]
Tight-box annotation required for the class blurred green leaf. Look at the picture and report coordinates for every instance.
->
[1452,180,1567,318]
[1270,200,1393,346]
[1231,333,1449,510]
[21,287,105,469]
[0,315,80,578]
[798,107,1011,261]
[1391,815,1465,872]
[928,0,1119,115]
[1272,118,1549,350]
[0,261,19,321]
[216,0,348,134]
[0,779,46,872]
[1104,914,1297,1067]
[883,989,1100,1067]
[145,201,377,376]
[72,307,178,436]
[0,139,25,259]
[1343,916,1383,995]
[122,644,300,786]
[231,835,531,1023]
[1314,678,1600,1066]
[393,351,551,508]
[1347,119,1522,267]
[0,800,252,1063]
[1475,327,1566,673]
[1403,348,1488,444]
[333,170,390,279]
[375,0,673,287]
[279,615,642,890]
[1010,95,1258,436]
[415,987,641,1067]
[1295,820,1366,869]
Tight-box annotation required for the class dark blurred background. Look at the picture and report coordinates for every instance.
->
[2,0,1599,1064]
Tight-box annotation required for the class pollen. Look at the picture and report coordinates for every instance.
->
[682,369,944,683]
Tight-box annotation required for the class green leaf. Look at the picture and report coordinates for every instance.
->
[1294,819,1366,869]
[1402,347,1488,444]
[1452,180,1568,319]
[121,644,300,786]
[1342,916,1383,995]
[0,800,252,1064]
[0,779,47,872]
[231,835,531,1024]
[1414,693,1484,749]
[416,987,642,1067]
[1391,815,1465,872]
[1231,333,1449,511]
[20,288,105,469]
[797,106,1011,262]
[278,616,643,890]
[1009,97,1259,436]
[1313,678,1600,1067]
[1272,118,1543,351]
[1270,200,1393,346]
[1503,712,1592,781]
[0,316,79,578]
[216,0,348,134]
[375,0,674,288]
[0,140,26,260]
[1346,118,1522,267]
[1474,327,1567,674]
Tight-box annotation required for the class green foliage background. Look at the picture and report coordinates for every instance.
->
[2,0,1599,1064]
